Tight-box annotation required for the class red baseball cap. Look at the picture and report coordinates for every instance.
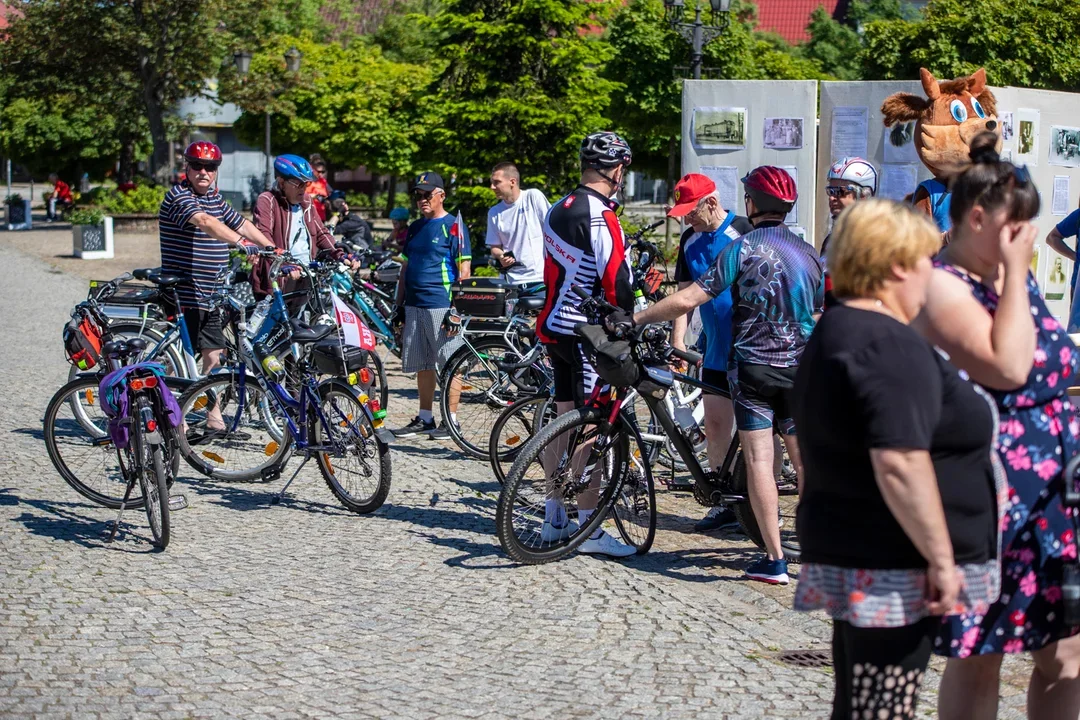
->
[668,173,716,217]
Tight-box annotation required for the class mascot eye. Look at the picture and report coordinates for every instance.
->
[971,98,987,118]
[950,100,969,123]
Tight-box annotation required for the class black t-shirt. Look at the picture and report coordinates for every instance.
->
[673,216,754,283]
[792,305,997,569]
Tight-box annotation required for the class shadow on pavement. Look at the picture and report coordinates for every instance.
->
[7,493,159,553]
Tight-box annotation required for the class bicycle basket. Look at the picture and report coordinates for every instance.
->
[63,308,103,370]
[574,323,639,388]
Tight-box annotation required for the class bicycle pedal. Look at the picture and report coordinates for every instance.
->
[92,436,114,447]
[167,495,188,511]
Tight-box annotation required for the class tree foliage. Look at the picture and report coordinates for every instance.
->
[224,37,432,178]
[861,0,1080,90]
[422,0,621,225]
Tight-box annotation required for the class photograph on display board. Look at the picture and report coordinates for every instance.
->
[762,117,803,150]
[1017,109,1040,164]
[999,112,1015,143]
[1049,126,1080,168]
[1030,245,1042,291]
[692,107,747,149]
[1047,256,1069,301]
[884,121,920,164]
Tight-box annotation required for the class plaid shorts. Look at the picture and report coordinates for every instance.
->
[401,306,464,374]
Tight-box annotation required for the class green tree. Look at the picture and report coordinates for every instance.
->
[421,0,622,235]
[223,36,432,214]
[861,0,1080,89]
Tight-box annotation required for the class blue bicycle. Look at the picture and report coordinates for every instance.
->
[175,252,392,514]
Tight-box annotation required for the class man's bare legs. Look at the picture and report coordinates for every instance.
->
[740,427,784,560]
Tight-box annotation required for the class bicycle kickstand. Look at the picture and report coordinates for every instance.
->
[271,455,311,505]
[107,473,138,542]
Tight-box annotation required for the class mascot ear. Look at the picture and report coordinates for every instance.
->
[920,68,940,100]
[969,68,987,96]
[881,93,930,126]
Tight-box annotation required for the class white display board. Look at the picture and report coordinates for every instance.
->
[817,82,1080,324]
[682,80,819,244]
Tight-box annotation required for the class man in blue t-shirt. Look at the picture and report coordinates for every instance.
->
[1046,203,1080,331]
[625,167,823,586]
[392,171,472,439]
[668,173,752,531]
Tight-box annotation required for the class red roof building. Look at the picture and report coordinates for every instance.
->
[753,0,847,45]
[0,1,23,31]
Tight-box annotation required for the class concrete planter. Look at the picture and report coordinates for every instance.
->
[73,217,115,259]
[6,199,32,230]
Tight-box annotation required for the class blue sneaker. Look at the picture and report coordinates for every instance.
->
[745,557,789,585]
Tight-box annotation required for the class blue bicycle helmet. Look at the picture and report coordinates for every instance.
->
[389,207,409,221]
[274,154,316,183]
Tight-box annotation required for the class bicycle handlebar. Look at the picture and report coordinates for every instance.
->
[669,346,702,365]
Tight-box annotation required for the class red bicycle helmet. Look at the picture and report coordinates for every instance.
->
[741,166,797,214]
[183,141,222,167]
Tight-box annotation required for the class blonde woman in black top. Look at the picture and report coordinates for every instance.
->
[791,199,1003,720]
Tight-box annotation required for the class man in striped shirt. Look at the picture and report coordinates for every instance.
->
[159,141,275,382]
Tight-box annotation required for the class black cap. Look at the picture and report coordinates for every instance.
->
[414,172,444,192]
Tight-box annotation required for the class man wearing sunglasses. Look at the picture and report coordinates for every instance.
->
[820,157,877,305]
[159,141,275,382]
[251,154,358,308]
[392,171,472,439]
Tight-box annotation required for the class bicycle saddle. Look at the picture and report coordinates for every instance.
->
[132,267,160,281]
[289,318,335,344]
[101,337,148,359]
[147,272,189,288]
[515,295,545,313]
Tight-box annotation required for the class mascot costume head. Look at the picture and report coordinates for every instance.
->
[881,68,1002,233]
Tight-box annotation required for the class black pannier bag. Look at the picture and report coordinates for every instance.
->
[310,338,370,376]
[574,323,639,388]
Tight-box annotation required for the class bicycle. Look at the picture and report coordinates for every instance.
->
[495,286,799,564]
[175,251,393,514]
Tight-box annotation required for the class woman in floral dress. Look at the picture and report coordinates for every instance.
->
[919,133,1080,719]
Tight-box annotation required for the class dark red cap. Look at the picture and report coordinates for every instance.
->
[668,173,716,217]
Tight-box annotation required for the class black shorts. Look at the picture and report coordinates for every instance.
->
[700,367,732,399]
[182,307,228,353]
[546,336,598,405]
[729,363,797,434]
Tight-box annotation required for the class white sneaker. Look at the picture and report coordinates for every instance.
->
[540,519,578,543]
[578,530,636,558]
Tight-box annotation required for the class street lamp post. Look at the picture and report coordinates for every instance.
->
[663,0,732,80]
[233,47,302,191]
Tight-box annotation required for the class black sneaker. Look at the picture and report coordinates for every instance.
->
[428,420,458,440]
[392,416,436,438]
[695,505,739,531]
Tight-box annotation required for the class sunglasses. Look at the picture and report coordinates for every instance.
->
[413,190,436,200]
[188,162,219,173]
[825,185,858,198]
[284,177,306,188]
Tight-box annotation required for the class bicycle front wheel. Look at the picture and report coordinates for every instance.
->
[440,336,532,459]
[177,373,293,481]
[496,407,629,565]
[313,379,391,514]
[488,393,555,485]
[612,412,656,554]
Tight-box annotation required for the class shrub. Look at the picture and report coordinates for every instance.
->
[96,185,166,215]
[68,207,105,226]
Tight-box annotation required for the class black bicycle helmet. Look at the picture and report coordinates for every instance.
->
[580,131,633,169]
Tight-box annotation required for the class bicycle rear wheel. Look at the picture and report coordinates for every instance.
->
[43,377,156,509]
[488,393,555,485]
[496,407,629,565]
[730,445,800,562]
[612,414,656,553]
[176,372,293,481]
[313,379,392,514]
[134,400,170,548]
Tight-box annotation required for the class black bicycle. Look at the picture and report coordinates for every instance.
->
[495,286,799,565]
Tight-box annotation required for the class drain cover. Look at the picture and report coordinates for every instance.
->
[777,649,831,668]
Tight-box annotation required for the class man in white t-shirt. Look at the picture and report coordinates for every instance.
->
[486,162,550,287]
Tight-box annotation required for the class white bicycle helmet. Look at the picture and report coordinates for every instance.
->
[827,157,878,196]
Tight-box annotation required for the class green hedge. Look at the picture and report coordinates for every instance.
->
[96,185,166,215]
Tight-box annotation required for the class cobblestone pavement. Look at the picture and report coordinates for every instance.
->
[0,238,1029,718]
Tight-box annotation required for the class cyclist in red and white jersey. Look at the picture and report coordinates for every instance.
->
[536,131,637,558]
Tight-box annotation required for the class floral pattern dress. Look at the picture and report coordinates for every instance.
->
[935,266,1080,657]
